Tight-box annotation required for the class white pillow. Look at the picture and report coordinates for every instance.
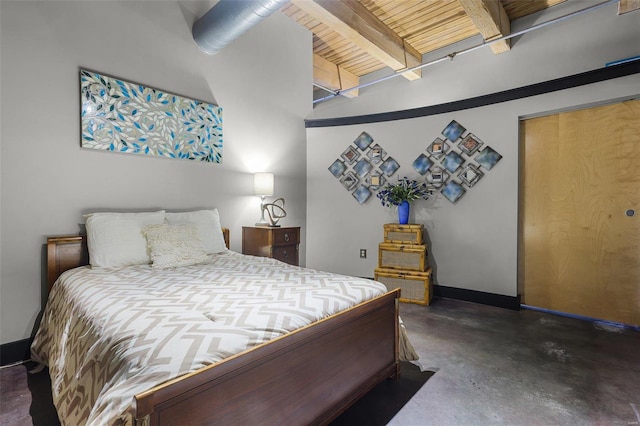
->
[85,211,165,267]
[143,224,208,269]
[165,209,227,254]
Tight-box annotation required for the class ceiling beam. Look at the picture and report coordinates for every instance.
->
[290,0,422,81]
[458,0,511,54]
[618,0,640,14]
[313,54,360,98]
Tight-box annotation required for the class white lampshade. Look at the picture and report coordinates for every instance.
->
[254,172,274,196]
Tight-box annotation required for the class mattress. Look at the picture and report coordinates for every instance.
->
[31,251,392,425]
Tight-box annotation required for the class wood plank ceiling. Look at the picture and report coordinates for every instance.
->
[281,0,568,100]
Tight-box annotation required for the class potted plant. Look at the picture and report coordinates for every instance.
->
[376,177,433,224]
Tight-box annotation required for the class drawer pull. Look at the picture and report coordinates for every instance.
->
[284,233,290,242]
[283,250,288,258]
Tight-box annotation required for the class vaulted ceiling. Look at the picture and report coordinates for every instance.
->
[279,0,629,101]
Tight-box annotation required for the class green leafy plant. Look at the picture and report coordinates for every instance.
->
[376,177,433,207]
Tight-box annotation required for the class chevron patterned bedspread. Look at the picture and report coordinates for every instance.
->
[31,251,391,425]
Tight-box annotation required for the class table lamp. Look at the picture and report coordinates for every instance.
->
[254,172,274,226]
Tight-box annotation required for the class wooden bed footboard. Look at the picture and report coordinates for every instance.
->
[134,289,400,426]
[46,231,400,426]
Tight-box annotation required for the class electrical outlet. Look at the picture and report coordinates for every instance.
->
[359,249,367,259]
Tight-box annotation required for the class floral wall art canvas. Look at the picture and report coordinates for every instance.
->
[80,69,223,163]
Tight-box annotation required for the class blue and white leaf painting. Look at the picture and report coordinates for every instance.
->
[81,70,223,163]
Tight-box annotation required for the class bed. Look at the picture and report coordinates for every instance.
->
[32,211,408,426]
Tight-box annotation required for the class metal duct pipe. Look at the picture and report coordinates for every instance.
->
[193,0,290,54]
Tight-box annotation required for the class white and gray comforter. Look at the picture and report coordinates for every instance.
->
[31,251,397,425]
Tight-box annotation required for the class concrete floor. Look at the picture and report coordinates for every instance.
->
[1,297,639,425]
[392,299,640,425]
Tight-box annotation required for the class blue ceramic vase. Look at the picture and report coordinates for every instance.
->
[398,201,410,224]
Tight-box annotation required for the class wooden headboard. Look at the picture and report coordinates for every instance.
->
[46,228,230,292]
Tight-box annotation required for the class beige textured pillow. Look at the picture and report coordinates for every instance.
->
[143,224,208,269]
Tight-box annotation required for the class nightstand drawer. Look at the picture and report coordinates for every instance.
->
[273,228,299,246]
[273,244,298,265]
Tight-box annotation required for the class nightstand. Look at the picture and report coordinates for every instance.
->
[242,226,300,266]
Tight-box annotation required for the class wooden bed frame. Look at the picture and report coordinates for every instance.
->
[46,230,401,426]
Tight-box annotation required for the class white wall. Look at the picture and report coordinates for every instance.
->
[305,2,640,297]
[0,1,312,344]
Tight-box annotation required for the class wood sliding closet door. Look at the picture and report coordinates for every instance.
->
[520,99,640,326]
